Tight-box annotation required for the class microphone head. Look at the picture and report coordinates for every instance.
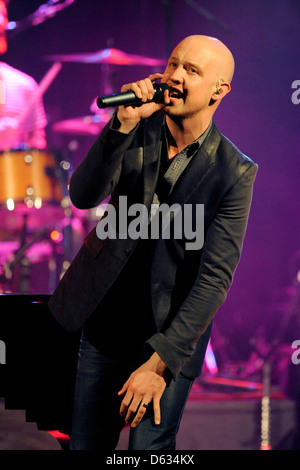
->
[153,83,170,103]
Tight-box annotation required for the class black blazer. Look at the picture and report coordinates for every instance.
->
[48,111,258,379]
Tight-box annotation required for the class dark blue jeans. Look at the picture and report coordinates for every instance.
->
[70,334,194,450]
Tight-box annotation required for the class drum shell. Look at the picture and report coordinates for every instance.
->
[0,150,62,206]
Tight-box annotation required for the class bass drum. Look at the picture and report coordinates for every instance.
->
[0,149,64,231]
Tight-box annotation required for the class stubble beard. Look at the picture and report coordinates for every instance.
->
[165,104,201,125]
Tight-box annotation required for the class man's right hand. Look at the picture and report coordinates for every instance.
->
[116,73,170,134]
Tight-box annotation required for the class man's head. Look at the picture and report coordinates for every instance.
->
[0,0,9,55]
[162,35,235,122]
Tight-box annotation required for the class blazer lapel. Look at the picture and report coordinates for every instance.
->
[168,122,221,205]
[142,112,165,209]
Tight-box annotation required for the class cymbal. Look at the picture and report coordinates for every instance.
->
[46,47,166,67]
[52,114,110,136]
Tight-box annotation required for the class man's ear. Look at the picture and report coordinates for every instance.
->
[212,81,231,102]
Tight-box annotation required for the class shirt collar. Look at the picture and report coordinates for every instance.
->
[164,119,212,159]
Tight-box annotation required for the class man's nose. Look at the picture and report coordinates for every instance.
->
[168,67,184,84]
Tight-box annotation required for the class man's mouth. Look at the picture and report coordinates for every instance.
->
[169,87,185,101]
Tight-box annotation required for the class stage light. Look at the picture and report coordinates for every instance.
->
[50,230,63,243]
[6,198,14,211]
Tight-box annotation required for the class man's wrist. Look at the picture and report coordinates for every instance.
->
[148,352,167,377]
[114,112,139,134]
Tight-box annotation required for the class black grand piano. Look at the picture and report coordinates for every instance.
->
[0,294,80,446]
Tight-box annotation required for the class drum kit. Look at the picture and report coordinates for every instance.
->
[0,47,166,294]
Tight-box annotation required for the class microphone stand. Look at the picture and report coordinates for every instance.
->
[183,0,230,33]
[161,0,230,56]
[7,0,75,38]
[252,270,300,450]
[260,359,272,450]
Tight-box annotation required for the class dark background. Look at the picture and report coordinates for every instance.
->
[2,0,300,363]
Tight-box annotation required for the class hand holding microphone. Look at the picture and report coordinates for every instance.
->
[97,74,170,134]
[97,81,170,108]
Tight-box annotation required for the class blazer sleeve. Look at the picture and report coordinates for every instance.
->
[69,118,138,209]
[147,161,258,378]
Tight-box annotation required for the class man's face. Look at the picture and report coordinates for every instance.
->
[0,0,8,55]
[161,37,219,121]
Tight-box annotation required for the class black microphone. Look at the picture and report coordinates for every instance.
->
[97,83,170,109]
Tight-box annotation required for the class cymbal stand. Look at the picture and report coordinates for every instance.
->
[260,360,272,450]
[2,215,47,293]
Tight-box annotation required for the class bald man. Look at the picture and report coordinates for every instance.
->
[49,35,258,450]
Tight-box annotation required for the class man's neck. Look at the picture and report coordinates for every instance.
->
[166,113,212,157]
